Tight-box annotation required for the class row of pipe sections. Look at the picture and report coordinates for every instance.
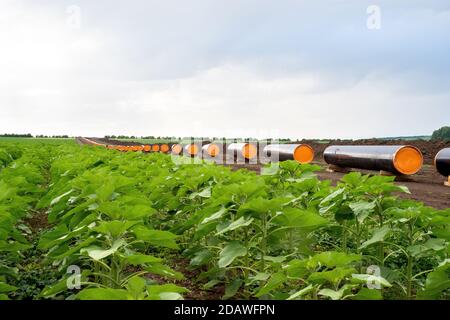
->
[182,143,449,180]
[175,142,315,164]
[106,144,171,153]
[100,141,315,164]
[86,138,450,180]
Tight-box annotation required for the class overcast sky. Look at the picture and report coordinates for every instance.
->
[1,0,449,139]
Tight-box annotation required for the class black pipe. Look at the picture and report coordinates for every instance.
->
[263,144,314,164]
[184,141,210,157]
[227,143,258,160]
[184,143,201,157]
[171,144,183,155]
[151,144,160,152]
[435,148,450,177]
[323,145,423,175]
[160,143,170,153]
[202,143,224,158]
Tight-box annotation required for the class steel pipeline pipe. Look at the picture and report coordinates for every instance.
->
[202,143,222,158]
[171,144,183,155]
[151,144,160,152]
[323,145,423,175]
[184,143,201,157]
[184,141,211,157]
[435,148,450,181]
[131,145,144,152]
[264,144,314,164]
[227,143,258,160]
[160,144,170,153]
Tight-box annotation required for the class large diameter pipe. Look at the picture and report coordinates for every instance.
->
[160,144,170,153]
[131,145,144,152]
[264,144,314,164]
[202,143,222,158]
[171,144,183,155]
[151,144,160,152]
[227,143,258,160]
[323,145,423,175]
[184,143,201,157]
[435,148,450,177]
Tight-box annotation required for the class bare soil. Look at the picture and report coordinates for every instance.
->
[89,137,142,146]
[137,257,225,300]
[24,209,49,233]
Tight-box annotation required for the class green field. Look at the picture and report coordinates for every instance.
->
[0,137,73,143]
[0,139,449,300]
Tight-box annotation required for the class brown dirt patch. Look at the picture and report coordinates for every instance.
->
[138,257,224,300]
[169,258,225,300]
[24,209,49,233]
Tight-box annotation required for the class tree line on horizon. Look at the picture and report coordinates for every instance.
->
[1,126,449,141]
[0,134,69,138]
[431,126,450,141]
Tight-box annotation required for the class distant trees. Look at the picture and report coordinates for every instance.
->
[105,135,177,141]
[35,135,69,138]
[105,135,134,139]
[431,127,450,141]
[0,134,71,138]
[0,133,33,138]
[0,134,70,138]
